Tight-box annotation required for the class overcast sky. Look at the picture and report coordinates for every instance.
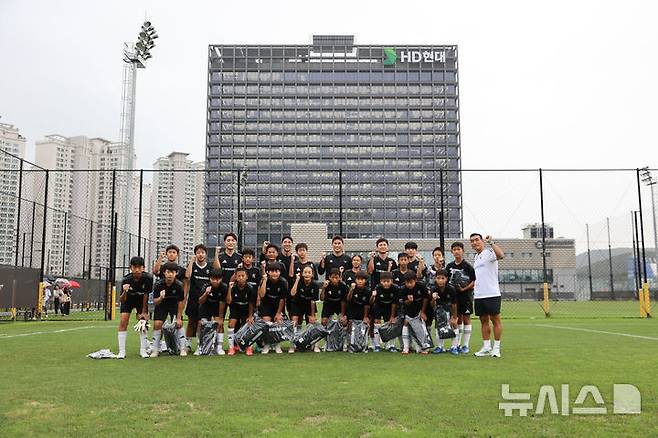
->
[1,0,656,250]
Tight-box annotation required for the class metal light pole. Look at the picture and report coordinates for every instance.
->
[640,167,657,279]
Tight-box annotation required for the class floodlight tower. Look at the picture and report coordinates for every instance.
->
[640,167,657,268]
[117,21,158,266]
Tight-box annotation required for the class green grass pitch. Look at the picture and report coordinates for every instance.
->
[1,307,656,437]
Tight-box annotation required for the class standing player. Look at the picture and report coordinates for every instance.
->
[405,241,427,280]
[226,267,257,356]
[259,243,280,275]
[320,268,348,349]
[424,247,446,285]
[288,267,320,353]
[293,243,319,280]
[397,272,430,355]
[197,268,228,355]
[184,244,211,354]
[430,269,458,354]
[117,256,154,359]
[342,254,363,285]
[370,271,400,352]
[317,235,352,277]
[445,241,476,354]
[367,238,397,289]
[150,262,186,357]
[469,233,504,358]
[346,271,371,347]
[391,252,413,287]
[153,245,186,281]
[257,262,288,354]
[213,232,242,286]
[237,248,261,288]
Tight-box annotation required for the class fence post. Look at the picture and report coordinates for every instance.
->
[14,159,23,266]
[39,170,49,282]
[339,169,343,236]
[439,168,445,250]
[237,169,242,246]
[88,220,93,279]
[137,169,143,257]
[538,168,549,317]
[606,217,615,300]
[635,168,651,317]
[586,223,593,296]
[62,211,68,277]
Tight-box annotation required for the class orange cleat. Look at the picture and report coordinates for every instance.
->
[245,346,254,356]
[227,346,237,356]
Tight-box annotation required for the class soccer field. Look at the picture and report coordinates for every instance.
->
[1,314,656,437]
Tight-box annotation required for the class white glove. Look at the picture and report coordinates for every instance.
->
[133,319,149,334]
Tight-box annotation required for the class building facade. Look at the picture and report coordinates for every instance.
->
[0,122,27,266]
[150,152,205,261]
[206,35,461,248]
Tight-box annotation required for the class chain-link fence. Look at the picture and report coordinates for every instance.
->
[0,148,655,321]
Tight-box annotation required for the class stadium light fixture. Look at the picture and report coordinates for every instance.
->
[639,167,657,269]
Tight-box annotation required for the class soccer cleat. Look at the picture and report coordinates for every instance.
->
[420,350,429,355]
[245,346,254,356]
[491,349,501,358]
[373,346,381,353]
[194,349,201,356]
[227,347,237,356]
[401,348,410,355]
[460,345,470,354]
[449,346,460,355]
[474,347,492,357]
[388,346,397,353]
[261,345,270,354]
[117,351,126,359]
[432,346,445,354]
[313,344,321,353]
[139,350,149,359]
[179,348,187,357]
[274,345,283,354]
[217,347,226,356]
[288,346,295,354]
[150,349,160,358]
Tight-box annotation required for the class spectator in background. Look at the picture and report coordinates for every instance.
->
[61,287,71,316]
[42,286,52,319]
[53,285,61,315]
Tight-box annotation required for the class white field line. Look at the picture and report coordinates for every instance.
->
[534,323,658,341]
[0,325,105,339]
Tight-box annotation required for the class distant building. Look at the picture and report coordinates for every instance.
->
[0,122,27,266]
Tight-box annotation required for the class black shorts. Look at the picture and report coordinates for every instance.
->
[347,303,367,321]
[199,301,225,320]
[185,298,200,319]
[475,296,502,316]
[229,303,249,321]
[291,299,314,318]
[404,302,423,319]
[371,303,393,321]
[457,292,474,316]
[120,295,145,314]
[154,302,178,322]
[260,297,282,318]
[321,300,343,318]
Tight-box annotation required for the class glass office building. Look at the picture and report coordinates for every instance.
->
[206,35,461,248]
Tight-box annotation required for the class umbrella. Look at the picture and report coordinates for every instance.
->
[55,278,69,286]
[68,280,81,288]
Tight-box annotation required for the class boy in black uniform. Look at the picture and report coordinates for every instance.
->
[424,247,446,285]
[185,244,211,354]
[318,235,352,277]
[150,262,186,357]
[320,268,348,328]
[293,243,319,280]
[346,271,371,348]
[391,252,413,287]
[258,262,288,354]
[398,271,430,355]
[367,238,397,289]
[370,271,400,352]
[213,232,242,286]
[405,241,428,280]
[198,268,228,355]
[227,267,257,356]
[445,241,476,354]
[117,256,154,359]
[153,244,187,281]
[237,248,261,288]
[259,243,280,276]
[342,254,363,285]
[430,269,459,354]
[288,266,320,353]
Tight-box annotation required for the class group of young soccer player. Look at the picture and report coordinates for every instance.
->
[116,232,504,359]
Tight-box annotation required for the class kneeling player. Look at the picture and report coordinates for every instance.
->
[198,269,228,355]
[150,262,186,357]
[346,271,371,348]
[398,272,430,355]
[117,256,154,359]
[370,271,400,352]
[227,267,257,356]
[289,266,320,353]
[430,269,458,354]
[258,262,288,354]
